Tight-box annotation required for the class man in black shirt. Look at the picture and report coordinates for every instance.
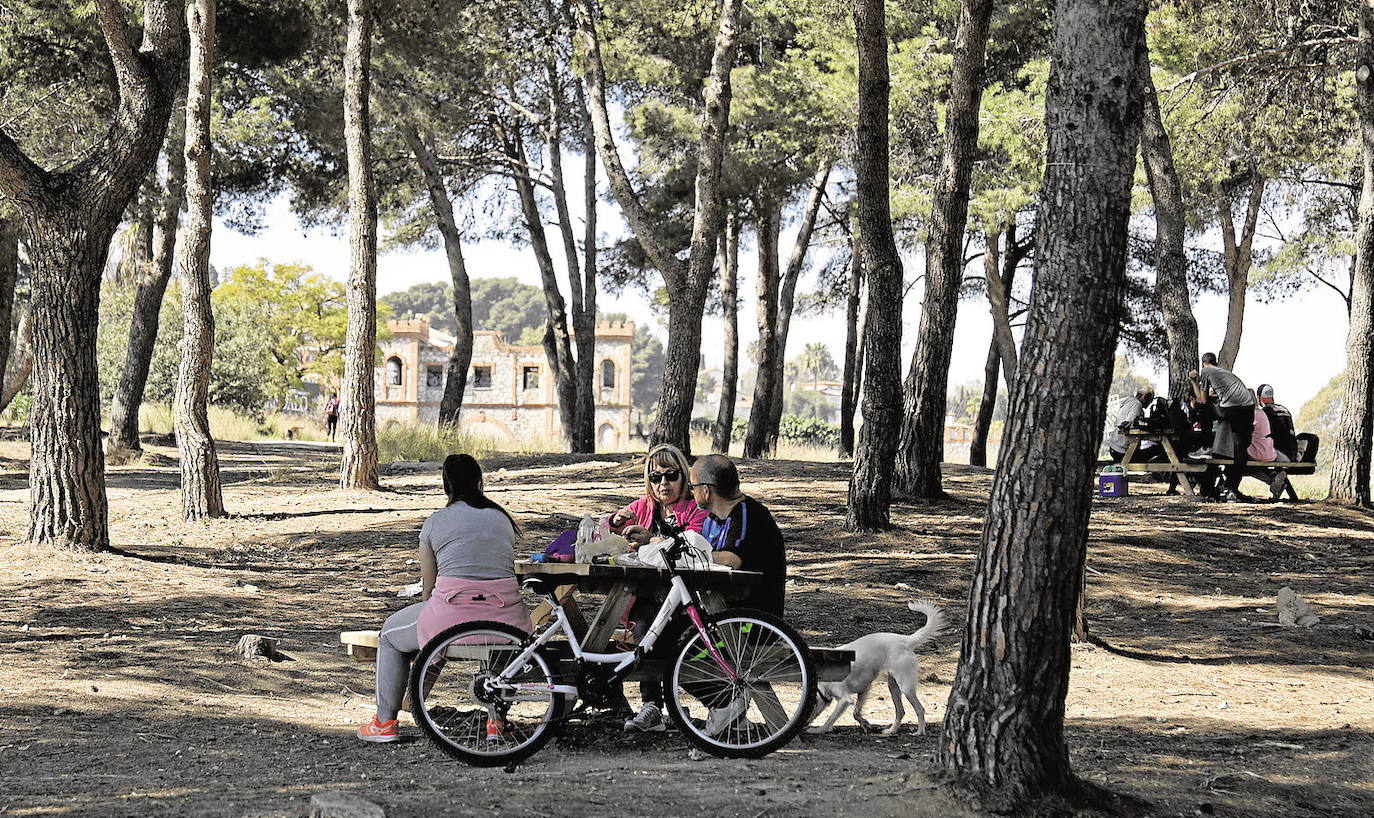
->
[689,454,787,615]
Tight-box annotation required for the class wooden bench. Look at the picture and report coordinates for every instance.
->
[339,629,854,682]
[1116,429,1315,499]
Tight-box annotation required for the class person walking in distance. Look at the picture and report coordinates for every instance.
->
[324,393,341,441]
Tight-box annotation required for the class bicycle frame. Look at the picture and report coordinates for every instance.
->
[484,546,741,701]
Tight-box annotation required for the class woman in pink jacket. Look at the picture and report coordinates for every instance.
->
[358,454,527,744]
[613,443,708,733]
[608,443,708,542]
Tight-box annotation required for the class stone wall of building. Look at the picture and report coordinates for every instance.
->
[374,318,634,449]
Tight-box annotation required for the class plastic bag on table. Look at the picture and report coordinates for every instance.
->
[637,531,726,571]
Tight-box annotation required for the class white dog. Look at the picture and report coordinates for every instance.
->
[808,600,947,736]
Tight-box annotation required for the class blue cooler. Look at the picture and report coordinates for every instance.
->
[1097,464,1128,498]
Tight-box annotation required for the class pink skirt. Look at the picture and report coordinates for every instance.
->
[416,576,530,647]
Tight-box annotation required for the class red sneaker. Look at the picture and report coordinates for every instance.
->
[357,715,399,743]
[485,718,507,742]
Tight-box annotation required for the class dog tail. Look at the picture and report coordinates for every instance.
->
[903,600,947,651]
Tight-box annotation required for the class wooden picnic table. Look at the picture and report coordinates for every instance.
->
[1118,429,1313,500]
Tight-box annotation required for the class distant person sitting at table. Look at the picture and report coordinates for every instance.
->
[1246,389,1292,499]
[1106,386,1167,464]
[1256,384,1299,461]
[1190,353,1256,502]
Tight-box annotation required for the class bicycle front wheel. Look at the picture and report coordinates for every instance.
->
[663,608,816,759]
[409,620,566,766]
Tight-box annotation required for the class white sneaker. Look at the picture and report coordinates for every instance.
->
[623,702,667,733]
[1187,448,1212,459]
[704,694,749,736]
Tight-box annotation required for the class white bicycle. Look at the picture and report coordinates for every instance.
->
[408,525,816,766]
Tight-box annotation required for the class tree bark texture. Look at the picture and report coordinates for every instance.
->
[1328,5,1374,507]
[968,335,1000,469]
[1,308,33,412]
[173,0,224,522]
[744,198,782,459]
[505,123,578,448]
[939,1,1146,806]
[894,0,996,500]
[713,212,741,455]
[403,125,473,428]
[573,0,741,452]
[547,85,598,453]
[0,0,186,549]
[108,91,187,460]
[764,163,832,449]
[983,228,1019,380]
[1216,171,1265,371]
[1138,48,1199,401]
[845,0,906,533]
[0,220,18,381]
[338,0,380,489]
[576,91,599,453]
[839,243,864,459]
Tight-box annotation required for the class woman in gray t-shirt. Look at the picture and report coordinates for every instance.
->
[358,454,527,744]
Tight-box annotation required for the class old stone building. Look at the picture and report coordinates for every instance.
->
[375,318,635,449]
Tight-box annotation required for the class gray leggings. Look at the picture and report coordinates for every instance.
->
[375,602,424,721]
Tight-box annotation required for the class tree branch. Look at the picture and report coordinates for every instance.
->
[571,0,686,288]
[0,127,47,201]
[94,0,145,93]
[1162,36,1358,94]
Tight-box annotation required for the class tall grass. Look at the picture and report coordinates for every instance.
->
[376,424,494,463]
[688,432,843,462]
[137,404,326,442]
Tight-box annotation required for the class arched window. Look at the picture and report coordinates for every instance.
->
[386,357,403,386]
[601,359,617,389]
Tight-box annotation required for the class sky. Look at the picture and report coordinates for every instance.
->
[209,180,1351,418]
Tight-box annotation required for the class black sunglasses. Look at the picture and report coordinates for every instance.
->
[647,469,681,484]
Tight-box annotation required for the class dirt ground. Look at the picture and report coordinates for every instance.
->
[1,438,1371,818]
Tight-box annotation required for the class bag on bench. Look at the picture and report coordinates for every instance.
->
[1295,433,1319,463]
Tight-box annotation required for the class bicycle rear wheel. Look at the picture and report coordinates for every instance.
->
[663,608,816,759]
[409,620,566,766]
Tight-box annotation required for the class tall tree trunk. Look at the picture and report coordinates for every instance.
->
[765,163,832,449]
[745,197,782,458]
[839,241,864,458]
[939,1,1146,807]
[845,0,906,533]
[983,229,1019,378]
[547,80,597,453]
[0,0,185,550]
[174,0,223,521]
[577,90,598,452]
[1328,5,1374,507]
[108,90,187,460]
[403,124,472,428]
[573,0,741,453]
[338,0,380,489]
[713,211,741,454]
[1138,48,1199,401]
[894,0,996,499]
[504,124,578,448]
[1216,171,1265,370]
[970,227,1026,467]
[968,336,1000,468]
[0,220,18,380]
[1,308,33,412]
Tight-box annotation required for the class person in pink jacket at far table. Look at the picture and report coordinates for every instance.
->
[608,444,708,734]
[1247,390,1292,500]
